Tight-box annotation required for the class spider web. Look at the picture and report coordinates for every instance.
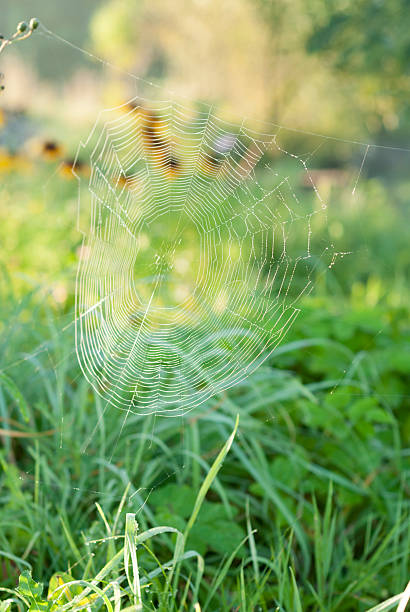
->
[74,97,330,416]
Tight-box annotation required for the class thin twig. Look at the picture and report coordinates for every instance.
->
[0,18,39,91]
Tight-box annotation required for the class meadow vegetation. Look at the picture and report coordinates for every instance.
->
[0,2,409,610]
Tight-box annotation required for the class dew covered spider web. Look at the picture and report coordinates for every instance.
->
[75,97,331,417]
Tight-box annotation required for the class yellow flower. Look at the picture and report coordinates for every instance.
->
[198,152,222,177]
[0,148,15,172]
[59,158,90,179]
[38,140,64,161]
[0,148,31,174]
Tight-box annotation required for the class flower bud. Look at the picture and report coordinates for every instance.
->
[29,18,39,30]
[17,21,28,33]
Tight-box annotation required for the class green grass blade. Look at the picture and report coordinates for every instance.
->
[185,414,239,538]
[0,372,30,422]
[124,513,142,610]
[203,532,251,611]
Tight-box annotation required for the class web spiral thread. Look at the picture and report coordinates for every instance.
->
[75,98,329,416]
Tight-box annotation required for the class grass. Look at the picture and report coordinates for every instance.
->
[0,273,409,610]
[0,113,409,609]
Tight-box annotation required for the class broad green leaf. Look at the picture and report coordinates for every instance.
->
[17,571,49,610]
[149,484,196,518]
[47,572,99,608]
[189,520,245,557]
[17,571,43,599]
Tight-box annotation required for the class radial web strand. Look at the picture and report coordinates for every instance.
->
[75,98,330,416]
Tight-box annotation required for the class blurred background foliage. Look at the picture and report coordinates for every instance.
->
[2,0,410,137]
[1,0,409,293]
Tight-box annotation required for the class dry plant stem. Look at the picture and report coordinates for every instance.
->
[0,21,38,56]
[397,581,410,612]
[0,19,38,91]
